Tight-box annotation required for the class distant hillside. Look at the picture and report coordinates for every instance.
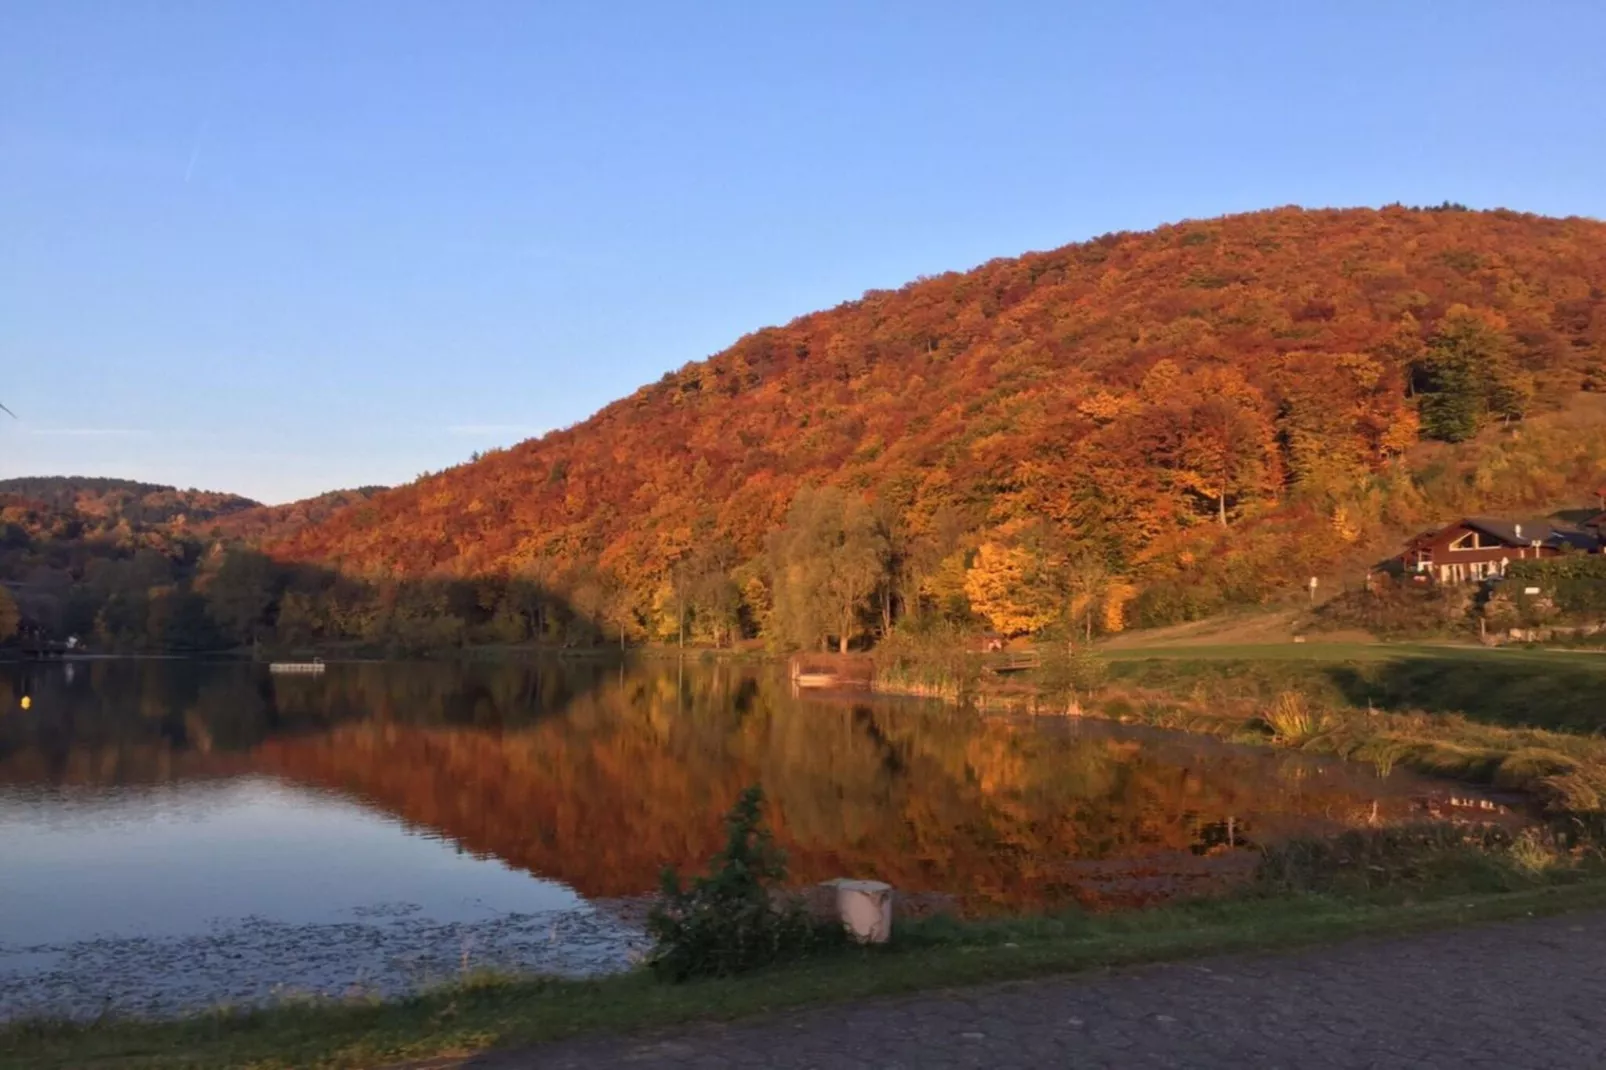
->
[267,206,1606,646]
[0,477,258,527]
[0,482,383,652]
[209,487,388,542]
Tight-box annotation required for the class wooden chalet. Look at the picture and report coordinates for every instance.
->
[1400,517,1602,584]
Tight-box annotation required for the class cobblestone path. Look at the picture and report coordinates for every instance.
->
[467,911,1606,1069]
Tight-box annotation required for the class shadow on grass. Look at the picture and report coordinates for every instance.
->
[1321,657,1606,733]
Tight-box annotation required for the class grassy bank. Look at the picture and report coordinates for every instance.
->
[9,874,1606,1070]
[1103,642,1606,733]
[1095,645,1606,811]
[870,639,1606,813]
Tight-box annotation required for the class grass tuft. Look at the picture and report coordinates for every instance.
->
[1261,690,1329,743]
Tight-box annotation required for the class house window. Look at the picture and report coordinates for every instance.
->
[1449,531,1491,551]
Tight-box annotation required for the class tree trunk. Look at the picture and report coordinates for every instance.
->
[838,632,849,655]
[1218,492,1228,527]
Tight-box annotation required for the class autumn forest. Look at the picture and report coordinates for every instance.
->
[4,205,1606,654]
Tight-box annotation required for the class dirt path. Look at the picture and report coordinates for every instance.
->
[464,910,1606,1069]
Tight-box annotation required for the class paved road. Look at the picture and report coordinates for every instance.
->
[469,912,1606,1069]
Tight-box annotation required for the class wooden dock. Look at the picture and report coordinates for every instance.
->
[986,650,1042,675]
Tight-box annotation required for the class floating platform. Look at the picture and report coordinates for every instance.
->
[269,660,326,674]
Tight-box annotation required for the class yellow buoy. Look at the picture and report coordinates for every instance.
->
[19,696,30,711]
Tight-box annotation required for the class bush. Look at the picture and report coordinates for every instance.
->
[1037,644,1109,705]
[646,786,843,982]
[1129,580,1224,629]
[1312,576,1474,639]
[871,623,984,699]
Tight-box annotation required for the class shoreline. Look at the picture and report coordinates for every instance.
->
[869,662,1606,817]
[12,880,1606,1070]
[10,651,1606,1067]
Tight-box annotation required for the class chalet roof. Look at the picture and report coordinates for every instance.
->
[1462,516,1602,552]
[1463,517,1568,547]
[1557,530,1604,552]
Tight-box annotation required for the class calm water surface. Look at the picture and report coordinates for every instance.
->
[0,657,1475,1018]
[2,777,583,944]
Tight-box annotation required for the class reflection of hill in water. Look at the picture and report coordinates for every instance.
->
[2,660,1449,912]
[256,665,1442,911]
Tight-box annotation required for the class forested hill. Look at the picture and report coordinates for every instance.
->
[273,206,1606,645]
[0,478,259,526]
[210,487,388,542]
[0,483,389,651]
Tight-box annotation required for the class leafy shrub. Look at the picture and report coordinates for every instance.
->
[1129,580,1225,630]
[1312,577,1474,638]
[872,623,984,700]
[1037,644,1109,705]
[646,786,843,982]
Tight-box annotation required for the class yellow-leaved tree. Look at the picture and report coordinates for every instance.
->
[964,543,1057,637]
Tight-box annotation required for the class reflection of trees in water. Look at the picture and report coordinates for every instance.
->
[0,659,609,784]
[0,660,261,783]
[257,663,1423,911]
[1,659,1430,911]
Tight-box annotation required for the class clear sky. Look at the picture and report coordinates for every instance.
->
[3,1,1602,504]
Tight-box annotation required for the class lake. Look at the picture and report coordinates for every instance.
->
[0,657,1480,1019]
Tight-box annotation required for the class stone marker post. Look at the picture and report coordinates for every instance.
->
[824,879,894,944]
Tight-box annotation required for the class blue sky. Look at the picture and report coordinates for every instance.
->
[3,1,1602,504]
